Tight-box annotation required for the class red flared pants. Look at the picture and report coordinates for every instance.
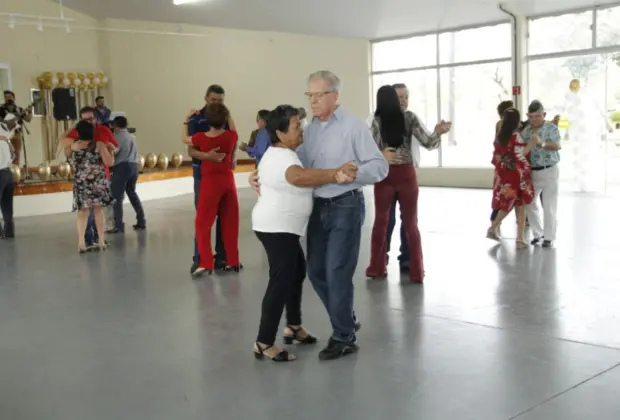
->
[195,173,240,269]
[366,164,424,282]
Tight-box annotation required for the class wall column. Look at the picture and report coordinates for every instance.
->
[511,14,529,111]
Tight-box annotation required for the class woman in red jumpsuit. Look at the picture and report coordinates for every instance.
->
[488,108,536,248]
[191,103,241,275]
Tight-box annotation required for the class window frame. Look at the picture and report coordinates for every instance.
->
[369,21,512,167]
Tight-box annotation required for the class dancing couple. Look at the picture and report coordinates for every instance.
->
[249,70,388,362]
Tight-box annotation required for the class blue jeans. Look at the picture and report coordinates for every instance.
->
[306,190,364,343]
[85,208,98,245]
[193,165,226,264]
[111,162,145,231]
[386,193,409,265]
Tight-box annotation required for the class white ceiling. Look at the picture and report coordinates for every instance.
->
[56,0,620,39]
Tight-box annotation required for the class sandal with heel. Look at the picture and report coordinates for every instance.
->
[283,326,318,345]
[253,342,295,362]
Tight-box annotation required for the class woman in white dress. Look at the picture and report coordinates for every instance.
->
[251,105,356,362]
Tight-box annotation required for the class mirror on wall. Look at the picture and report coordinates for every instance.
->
[0,64,11,93]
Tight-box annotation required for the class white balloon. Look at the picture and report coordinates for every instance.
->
[93,77,100,85]
[51,77,59,86]
[74,79,82,86]
[83,78,90,86]
[102,76,108,84]
[62,78,70,87]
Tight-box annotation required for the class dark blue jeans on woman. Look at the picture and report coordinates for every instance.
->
[85,209,98,246]
[306,190,364,343]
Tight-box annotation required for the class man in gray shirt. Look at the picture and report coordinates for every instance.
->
[251,71,388,360]
[107,116,146,233]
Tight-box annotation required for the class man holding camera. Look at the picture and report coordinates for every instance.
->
[0,91,32,166]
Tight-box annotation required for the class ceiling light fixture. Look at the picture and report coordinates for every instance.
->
[37,17,44,32]
[8,14,15,29]
[65,22,71,33]
[173,0,205,5]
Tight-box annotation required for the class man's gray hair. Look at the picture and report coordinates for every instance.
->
[528,100,545,113]
[307,70,341,92]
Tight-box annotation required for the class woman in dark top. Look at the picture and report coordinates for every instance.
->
[365,85,450,283]
[70,120,115,253]
[189,104,242,276]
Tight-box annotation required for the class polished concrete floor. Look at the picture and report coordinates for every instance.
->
[1,187,620,419]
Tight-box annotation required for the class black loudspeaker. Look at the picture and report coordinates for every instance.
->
[52,88,77,121]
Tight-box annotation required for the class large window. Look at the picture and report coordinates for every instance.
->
[370,23,512,168]
[528,11,593,56]
[371,35,437,72]
[596,6,620,48]
[439,24,511,64]
[527,6,620,193]
[372,70,439,167]
[440,61,512,167]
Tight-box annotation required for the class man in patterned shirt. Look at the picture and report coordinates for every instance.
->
[521,100,561,248]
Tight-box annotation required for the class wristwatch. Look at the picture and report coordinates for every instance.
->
[541,142,546,148]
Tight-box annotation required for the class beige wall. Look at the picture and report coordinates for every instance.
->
[0,0,100,165]
[97,19,371,159]
[1,0,371,165]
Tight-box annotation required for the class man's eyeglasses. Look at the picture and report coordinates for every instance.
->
[305,91,334,100]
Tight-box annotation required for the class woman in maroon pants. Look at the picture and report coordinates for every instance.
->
[365,85,450,283]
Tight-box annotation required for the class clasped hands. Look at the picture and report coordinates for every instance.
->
[335,161,357,184]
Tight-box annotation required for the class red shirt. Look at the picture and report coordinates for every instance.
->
[68,124,118,179]
[191,130,238,176]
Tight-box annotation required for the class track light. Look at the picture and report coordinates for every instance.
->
[65,22,71,33]
[37,17,43,32]
[173,0,205,5]
[8,14,15,29]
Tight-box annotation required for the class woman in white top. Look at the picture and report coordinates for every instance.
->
[251,105,356,362]
[0,122,16,239]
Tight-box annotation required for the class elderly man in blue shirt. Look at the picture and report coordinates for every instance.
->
[522,100,561,248]
[250,71,388,360]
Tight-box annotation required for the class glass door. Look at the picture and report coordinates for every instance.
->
[602,56,620,194]
[529,54,612,194]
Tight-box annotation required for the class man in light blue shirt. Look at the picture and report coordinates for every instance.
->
[252,71,388,360]
[521,100,561,247]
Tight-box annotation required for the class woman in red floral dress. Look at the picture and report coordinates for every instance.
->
[487,108,536,248]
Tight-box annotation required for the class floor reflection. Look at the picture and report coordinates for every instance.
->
[2,187,620,419]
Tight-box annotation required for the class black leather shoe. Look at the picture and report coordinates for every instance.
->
[318,338,359,361]
[542,240,553,248]
[133,224,146,231]
[214,259,227,270]
[105,228,123,234]
[190,261,200,274]
[530,237,543,245]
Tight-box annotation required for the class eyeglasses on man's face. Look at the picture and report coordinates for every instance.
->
[304,91,334,100]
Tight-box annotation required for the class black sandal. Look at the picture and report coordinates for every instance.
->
[283,326,318,345]
[253,342,295,362]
